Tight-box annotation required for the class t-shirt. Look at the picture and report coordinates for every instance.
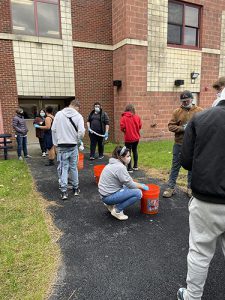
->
[90,113,102,134]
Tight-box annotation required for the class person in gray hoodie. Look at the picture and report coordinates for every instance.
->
[51,99,85,200]
[98,145,149,220]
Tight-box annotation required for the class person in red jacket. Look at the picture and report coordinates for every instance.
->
[120,104,142,172]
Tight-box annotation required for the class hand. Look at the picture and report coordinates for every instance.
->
[141,184,149,191]
[183,124,188,130]
[79,141,84,151]
[34,124,40,128]
[88,128,94,134]
[104,132,109,140]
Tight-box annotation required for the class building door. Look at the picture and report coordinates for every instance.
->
[19,98,68,144]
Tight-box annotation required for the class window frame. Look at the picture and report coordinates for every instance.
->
[11,0,62,39]
[167,0,202,50]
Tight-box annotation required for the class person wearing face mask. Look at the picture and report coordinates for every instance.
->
[12,107,31,160]
[33,109,47,157]
[163,91,203,199]
[98,145,149,220]
[87,102,109,160]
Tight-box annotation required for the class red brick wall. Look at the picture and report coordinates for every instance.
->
[0,40,18,135]
[71,0,112,44]
[73,48,114,139]
[0,0,12,33]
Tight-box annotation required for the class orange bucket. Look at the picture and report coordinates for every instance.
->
[141,184,160,215]
[78,153,84,170]
[93,164,105,184]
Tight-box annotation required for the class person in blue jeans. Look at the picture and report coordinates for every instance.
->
[98,145,149,220]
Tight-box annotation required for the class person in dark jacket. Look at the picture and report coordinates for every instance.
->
[177,78,225,300]
[12,107,31,160]
[163,91,203,198]
[120,104,142,172]
[33,109,47,157]
[87,102,109,160]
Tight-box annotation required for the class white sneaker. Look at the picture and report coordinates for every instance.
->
[104,203,114,212]
[111,208,128,220]
[42,152,46,157]
[18,156,23,161]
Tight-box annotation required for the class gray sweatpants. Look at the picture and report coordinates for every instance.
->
[184,197,225,300]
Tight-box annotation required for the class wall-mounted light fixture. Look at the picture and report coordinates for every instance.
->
[113,80,122,88]
[191,72,200,84]
[174,79,184,86]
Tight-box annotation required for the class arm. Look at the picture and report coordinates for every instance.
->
[38,116,52,130]
[168,110,185,133]
[181,120,196,171]
[77,116,85,141]
[51,116,57,146]
[120,117,126,132]
[12,117,23,134]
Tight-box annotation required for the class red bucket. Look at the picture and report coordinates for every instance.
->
[78,153,84,170]
[93,164,105,184]
[141,184,160,215]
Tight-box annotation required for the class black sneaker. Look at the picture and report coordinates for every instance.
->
[73,187,80,196]
[98,155,104,160]
[61,192,68,200]
[128,168,133,173]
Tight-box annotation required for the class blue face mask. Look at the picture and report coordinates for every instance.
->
[40,112,45,117]
[95,107,100,113]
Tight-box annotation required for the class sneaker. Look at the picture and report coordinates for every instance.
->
[61,192,68,200]
[133,167,139,171]
[104,203,114,212]
[128,169,133,173]
[163,188,175,198]
[25,155,32,158]
[177,287,187,300]
[98,156,104,160]
[42,152,46,157]
[73,187,80,196]
[186,188,192,198]
[111,208,128,220]
[18,156,23,161]
[89,157,95,160]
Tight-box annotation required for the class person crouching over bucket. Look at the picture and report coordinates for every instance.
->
[98,145,149,220]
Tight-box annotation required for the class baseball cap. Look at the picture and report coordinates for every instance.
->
[180,90,193,101]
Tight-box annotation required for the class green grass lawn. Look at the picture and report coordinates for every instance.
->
[0,160,59,300]
[105,140,188,187]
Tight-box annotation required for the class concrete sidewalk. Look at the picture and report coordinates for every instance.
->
[27,149,225,300]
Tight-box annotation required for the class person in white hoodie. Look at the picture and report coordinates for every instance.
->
[212,76,225,107]
[98,145,149,220]
[51,99,85,200]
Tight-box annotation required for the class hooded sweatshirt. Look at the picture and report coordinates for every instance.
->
[51,107,85,147]
[120,112,142,142]
[98,158,137,196]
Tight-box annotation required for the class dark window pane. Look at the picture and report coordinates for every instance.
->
[185,6,199,27]
[11,0,35,35]
[168,2,183,25]
[168,24,182,44]
[184,27,198,46]
[37,2,60,38]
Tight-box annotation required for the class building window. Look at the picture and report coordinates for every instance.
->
[11,0,60,39]
[167,1,201,48]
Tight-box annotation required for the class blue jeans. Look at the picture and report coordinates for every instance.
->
[168,143,192,189]
[102,187,142,212]
[57,146,79,192]
[16,135,28,157]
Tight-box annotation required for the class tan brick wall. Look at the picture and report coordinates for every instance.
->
[0,40,18,135]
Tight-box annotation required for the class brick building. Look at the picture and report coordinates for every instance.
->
[0,0,225,143]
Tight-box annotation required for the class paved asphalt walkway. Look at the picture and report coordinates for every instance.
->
[27,150,225,300]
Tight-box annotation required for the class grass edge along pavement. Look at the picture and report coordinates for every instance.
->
[0,160,60,300]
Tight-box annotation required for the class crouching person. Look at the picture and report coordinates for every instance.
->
[98,145,148,220]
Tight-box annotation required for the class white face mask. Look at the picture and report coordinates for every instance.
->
[95,107,100,113]
[40,112,45,117]
[123,156,131,166]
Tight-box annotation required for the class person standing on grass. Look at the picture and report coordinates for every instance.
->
[87,102,109,160]
[51,99,85,200]
[163,91,203,199]
[98,145,148,221]
[177,77,225,300]
[34,106,55,166]
[120,104,142,173]
[33,109,47,157]
[13,107,31,160]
